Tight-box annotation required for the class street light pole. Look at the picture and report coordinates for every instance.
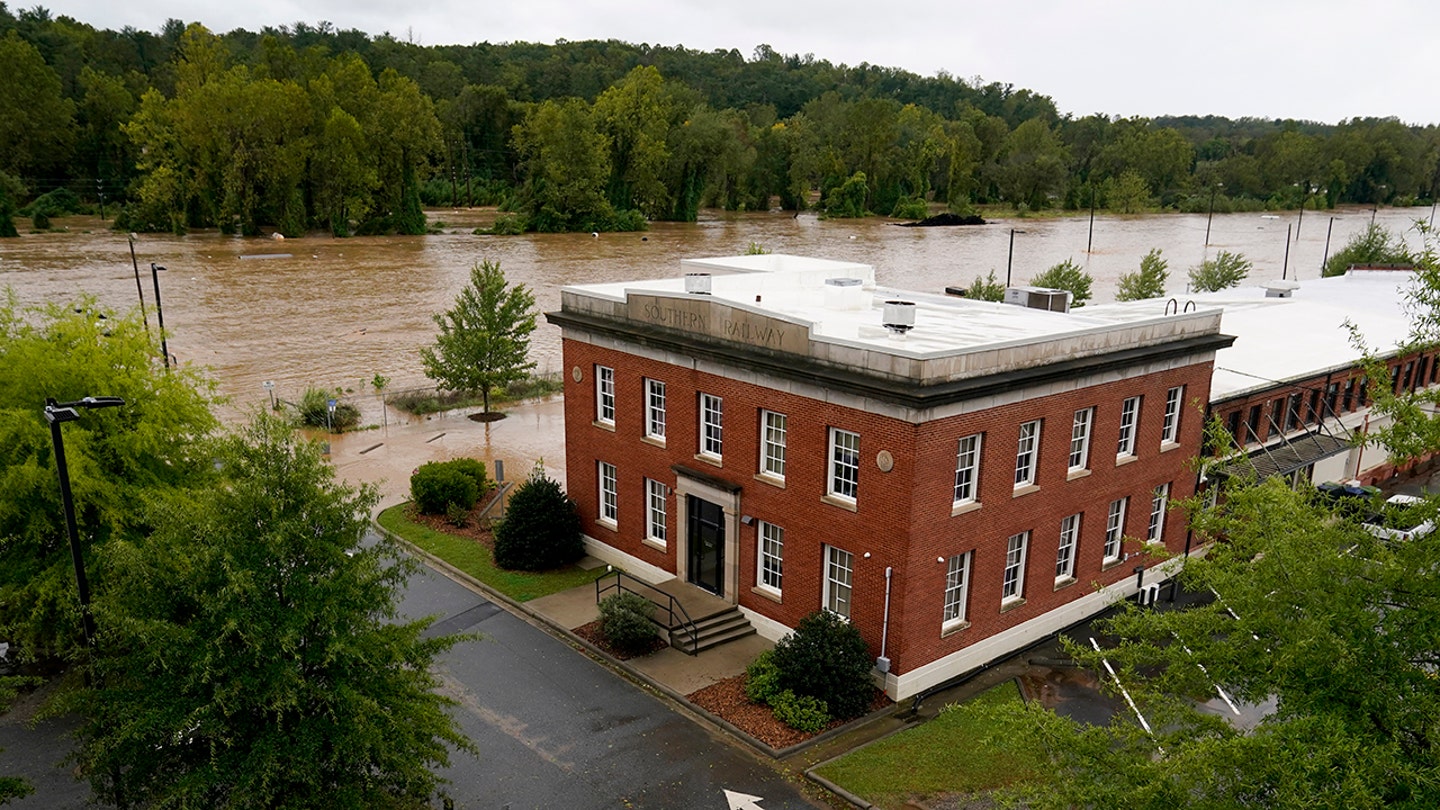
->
[45,395,125,652]
[1322,216,1339,274]
[1282,223,1292,280]
[150,263,170,370]
[1006,228,1024,288]
[1296,184,1313,241]
[1086,186,1096,253]
[1205,183,1222,247]
[128,233,150,338]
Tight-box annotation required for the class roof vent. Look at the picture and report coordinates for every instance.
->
[1263,280,1299,298]
[685,272,712,295]
[882,300,916,334]
[1004,286,1071,313]
[824,277,867,310]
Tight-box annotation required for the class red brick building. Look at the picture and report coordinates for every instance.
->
[547,255,1233,699]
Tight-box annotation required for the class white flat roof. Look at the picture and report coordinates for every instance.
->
[566,255,1219,360]
[1086,269,1417,401]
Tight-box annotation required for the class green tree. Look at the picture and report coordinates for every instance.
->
[823,170,869,218]
[1030,258,1093,307]
[493,465,584,571]
[962,270,1006,302]
[772,610,873,720]
[1188,250,1252,292]
[512,98,616,232]
[997,118,1068,210]
[0,172,21,238]
[0,298,217,661]
[1105,169,1153,214]
[57,415,472,809]
[594,65,673,219]
[420,260,537,414]
[313,106,375,236]
[0,32,75,178]
[1116,248,1170,301]
[1322,222,1413,277]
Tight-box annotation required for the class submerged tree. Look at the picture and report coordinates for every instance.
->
[58,415,473,808]
[1030,258,1093,307]
[1116,248,1169,301]
[420,260,537,414]
[1188,250,1252,293]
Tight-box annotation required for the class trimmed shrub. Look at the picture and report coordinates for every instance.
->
[744,649,783,705]
[411,463,479,515]
[444,458,490,496]
[598,591,658,655]
[772,610,875,720]
[770,690,830,733]
[493,468,584,571]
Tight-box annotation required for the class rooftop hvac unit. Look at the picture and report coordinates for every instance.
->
[882,300,916,334]
[684,272,712,295]
[1003,286,1071,313]
[823,277,867,310]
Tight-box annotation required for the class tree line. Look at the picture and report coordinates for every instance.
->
[2,5,1439,236]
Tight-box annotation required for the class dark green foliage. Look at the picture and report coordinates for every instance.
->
[445,457,490,495]
[296,386,361,432]
[770,689,830,733]
[597,591,658,655]
[962,270,1006,302]
[24,187,83,217]
[890,196,929,220]
[492,468,584,571]
[54,415,472,809]
[420,260,537,414]
[445,501,471,527]
[1188,250,1252,292]
[0,172,20,238]
[1,675,35,803]
[29,209,48,230]
[823,171,869,218]
[410,462,479,515]
[1116,248,1170,301]
[1030,258,1093,307]
[772,610,875,720]
[1323,223,1413,277]
[743,648,783,704]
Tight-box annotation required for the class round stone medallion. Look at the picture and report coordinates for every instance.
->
[876,450,894,472]
[571,366,583,382]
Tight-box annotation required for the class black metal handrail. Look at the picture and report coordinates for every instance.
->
[595,569,699,655]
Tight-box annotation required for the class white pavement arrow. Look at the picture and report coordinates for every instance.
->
[723,788,766,810]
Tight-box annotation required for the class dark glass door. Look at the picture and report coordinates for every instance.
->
[686,495,724,596]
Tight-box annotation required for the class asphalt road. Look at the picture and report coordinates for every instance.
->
[396,532,822,810]
[1,533,822,810]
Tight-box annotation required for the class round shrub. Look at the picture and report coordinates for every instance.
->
[770,689,830,733]
[444,457,491,496]
[492,469,584,571]
[744,649,783,705]
[410,463,478,515]
[772,610,875,720]
[598,591,658,655]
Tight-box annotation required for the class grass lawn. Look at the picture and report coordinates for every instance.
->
[376,503,605,602]
[814,681,1044,807]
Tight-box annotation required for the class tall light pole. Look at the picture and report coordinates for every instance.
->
[150,263,170,370]
[1322,216,1340,274]
[1372,184,1386,226]
[1282,223,1293,280]
[1006,228,1025,288]
[1295,183,1315,241]
[128,233,150,338]
[1205,182,1224,247]
[45,395,125,652]
[1086,186,1096,253]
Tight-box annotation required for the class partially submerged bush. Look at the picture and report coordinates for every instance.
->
[297,387,361,431]
[598,591,658,655]
[493,466,584,571]
[772,610,875,720]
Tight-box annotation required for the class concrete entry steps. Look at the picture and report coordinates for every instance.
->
[645,578,757,655]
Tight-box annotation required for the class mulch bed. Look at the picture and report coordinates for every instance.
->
[572,620,669,659]
[688,675,892,750]
[403,503,494,546]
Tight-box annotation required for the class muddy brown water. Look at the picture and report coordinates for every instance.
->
[3,205,1427,496]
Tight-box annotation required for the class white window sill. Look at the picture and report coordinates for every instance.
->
[751,586,782,604]
[592,420,616,432]
[1101,556,1124,571]
[1066,468,1092,481]
[950,500,982,517]
[597,517,618,531]
[1000,597,1027,614]
[641,435,666,449]
[822,493,858,513]
[694,453,723,468]
[754,472,786,489]
[1115,454,1138,467]
[941,620,971,638]
[642,536,667,552]
[1012,483,1041,498]
[1160,440,1182,453]
[1053,575,1077,592]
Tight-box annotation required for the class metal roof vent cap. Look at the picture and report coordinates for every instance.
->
[685,272,712,295]
[883,300,916,335]
[1263,279,1300,298]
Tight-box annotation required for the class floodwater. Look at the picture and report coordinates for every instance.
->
[3,204,1431,497]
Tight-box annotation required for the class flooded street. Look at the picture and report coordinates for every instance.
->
[3,204,1430,497]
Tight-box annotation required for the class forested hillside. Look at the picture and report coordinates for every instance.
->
[2,4,1437,235]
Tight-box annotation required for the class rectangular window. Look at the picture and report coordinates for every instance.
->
[942,552,971,628]
[1307,389,1321,424]
[1117,396,1141,457]
[824,546,854,618]
[828,428,860,500]
[1226,410,1242,445]
[1343,378,1355,411]
[1104,497,1127,562]
[645,478,666,545]
[1162,387,1183,444]
[644,379,666,440]
[1359,377,1369,406]
[1402,361,1414,391]
[954,433,982,503]
[1014,420,1041,487]
[1069,408,1093,470]
[1324,382,1339,418]
[1001,531,1029,603]
[758,522,784,594]
[760,410,787,479]
[1271,399,1285,434]
[598,461,618,526]
[1147,483,1171,543]
[1392,364,1403,393]
[1056,513,1080,580]
[699,393,724,458]
[1247,404,1263,442]
[1285,392,1302,432]
[1418,357,1430,390]
[596,366,615,425]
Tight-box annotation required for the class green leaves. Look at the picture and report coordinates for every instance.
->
[420,260,537,412]
[1116,248,1170,301]
[1030,258,1093,307]
[1188,250,1252,293]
